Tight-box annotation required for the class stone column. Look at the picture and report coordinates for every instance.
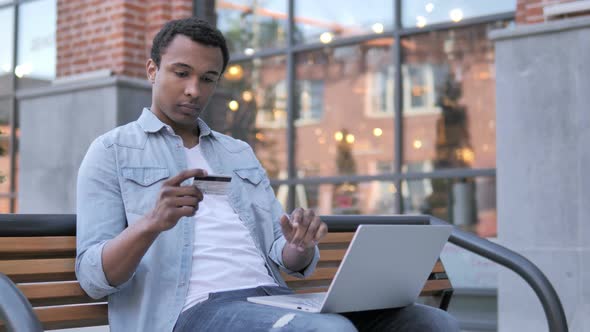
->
[17,76,151,213]
[491,16,590,332]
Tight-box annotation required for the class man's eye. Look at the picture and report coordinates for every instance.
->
[175,72,188,78]
[202,77,217,83]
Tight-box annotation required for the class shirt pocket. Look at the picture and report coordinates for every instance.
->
[120,166,170,215]
[234,167,272,212]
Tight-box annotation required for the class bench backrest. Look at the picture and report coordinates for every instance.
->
[0,235,107,331]
[284,232,452,298]
[0,217,452,330]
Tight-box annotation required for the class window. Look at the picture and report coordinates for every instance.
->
[257,79,288,128]
[295,0,393,44]
[295,79,324,123]
[215,0,288,54]
[402,63,447,115]
[402,0,516,28]
[366,65,394,116]
[0,7,14,95]
[16,0,56,89]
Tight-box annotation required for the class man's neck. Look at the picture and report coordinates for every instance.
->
[147,107,201,148]
[179,127,200,149]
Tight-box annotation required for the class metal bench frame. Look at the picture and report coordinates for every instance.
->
[0,214,568,332]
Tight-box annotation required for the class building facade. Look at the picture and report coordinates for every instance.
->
[4,0,512,233]
[0,0,587,331]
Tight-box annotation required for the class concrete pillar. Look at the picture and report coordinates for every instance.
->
[17,76,150,213]
[491,16,590,332]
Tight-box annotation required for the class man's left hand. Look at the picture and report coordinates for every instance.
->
[280,208,328,253]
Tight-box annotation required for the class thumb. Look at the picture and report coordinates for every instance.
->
[280,214,294,241]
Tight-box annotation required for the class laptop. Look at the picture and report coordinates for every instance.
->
[247,224,452,313]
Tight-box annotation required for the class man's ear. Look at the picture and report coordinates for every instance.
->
[146,59,157,83]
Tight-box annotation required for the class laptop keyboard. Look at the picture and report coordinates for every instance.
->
[281,292,326,308]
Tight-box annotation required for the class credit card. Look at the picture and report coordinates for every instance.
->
[193,175,232,195]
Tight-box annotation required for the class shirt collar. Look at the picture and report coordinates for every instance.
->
[137,108,213,138]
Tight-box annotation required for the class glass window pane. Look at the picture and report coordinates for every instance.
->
[270,183,289,211]
[296,181,396,215]
[0,6,14,95]
[402,176,496,237]
[16,0,56,89]
[0,98,12,195]
[209,56,287,180]
[402,0,516,28]
[402,22,508,171]
[295,0,393,44]
[295,39,395,178]
[216,0,288,55]
[0,196,10,213]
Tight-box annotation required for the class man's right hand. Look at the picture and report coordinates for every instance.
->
[145,168,207,233]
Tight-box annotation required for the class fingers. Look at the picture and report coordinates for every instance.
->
[173,185,204,200]
[159,184,203,202]
[164,168,208,186]
[287,208,326,252]
[314,222,328,243]
[280,214,294,242]
[289,208,307,251]
[173,196,201,208]
[157,184,203,217]
[176,205,198,218]
[149,169,208,233]
[302,214,321,246]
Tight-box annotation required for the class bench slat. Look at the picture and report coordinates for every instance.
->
[320,233,354,244]
[35,304,108,330]
[418,279,453,296]
[318,249,346,262]
[0,258,76,283]
[18,281,102,306]
[283,267,338,282]
[0,237,76,259]
[432,261,444,274]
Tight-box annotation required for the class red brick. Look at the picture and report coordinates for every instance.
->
[57,0,193,79]
[516,0,585,24]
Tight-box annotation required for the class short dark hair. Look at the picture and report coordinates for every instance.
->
[150,18,230,73]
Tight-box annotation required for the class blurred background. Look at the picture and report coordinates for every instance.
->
[1,0,588,331]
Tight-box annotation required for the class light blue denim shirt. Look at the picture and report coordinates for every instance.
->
[75,108,320,332]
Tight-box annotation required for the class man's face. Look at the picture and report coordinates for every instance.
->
[146,35,224,132]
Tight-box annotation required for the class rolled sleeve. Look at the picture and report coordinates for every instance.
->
[75,241,135,299]
[269,236,320,279]
[75,136,131,299]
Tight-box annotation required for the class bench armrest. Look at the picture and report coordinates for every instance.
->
[321,214,568,332]
[0,273,43,332]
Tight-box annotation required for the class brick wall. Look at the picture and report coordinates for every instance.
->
[59,1,586,76]
[57,0,193,79]
[516,0,579,24]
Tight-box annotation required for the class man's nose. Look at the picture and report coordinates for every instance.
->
[184,80,200,98]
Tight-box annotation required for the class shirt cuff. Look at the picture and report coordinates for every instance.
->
[269,236,320,279]
[76,240,135,299]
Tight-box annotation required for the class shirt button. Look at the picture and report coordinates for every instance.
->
[179,282,185,287]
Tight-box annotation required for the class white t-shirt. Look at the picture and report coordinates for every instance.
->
[181,145,277,312]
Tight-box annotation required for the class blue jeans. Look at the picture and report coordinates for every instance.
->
[174,286,459,332]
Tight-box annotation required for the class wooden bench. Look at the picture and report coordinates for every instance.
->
[0,215,453,331]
